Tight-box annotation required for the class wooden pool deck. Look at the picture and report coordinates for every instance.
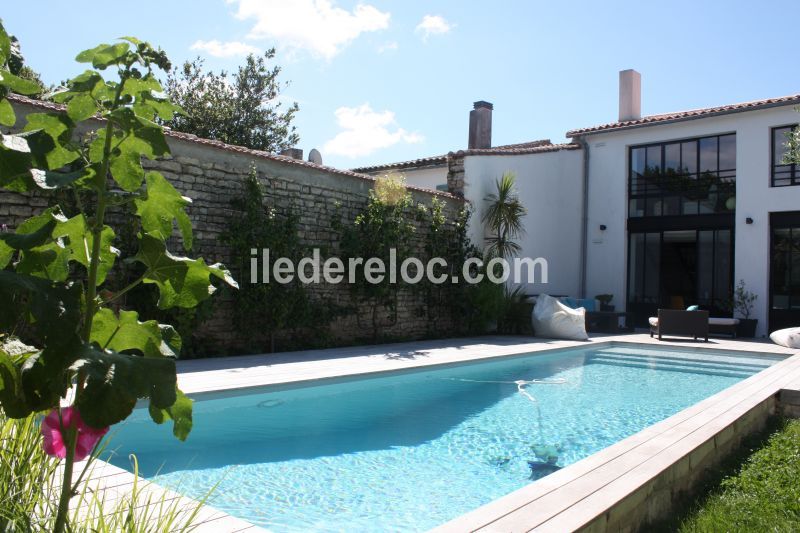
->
[71,333,798,532]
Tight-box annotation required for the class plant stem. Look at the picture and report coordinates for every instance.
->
[101,273,146,306]
[53,73,127,533]
[52,418,77,533]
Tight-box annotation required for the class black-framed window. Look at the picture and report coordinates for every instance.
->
[771,125,799,187]
[628,134,736,217]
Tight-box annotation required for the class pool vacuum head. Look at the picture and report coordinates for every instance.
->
[527,460,561,479]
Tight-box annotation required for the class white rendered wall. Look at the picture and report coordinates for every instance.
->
[399,165,448,191]
[463,150,584,296]
[584,104,800,336]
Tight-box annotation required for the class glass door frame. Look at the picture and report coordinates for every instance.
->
[627,214,734,327]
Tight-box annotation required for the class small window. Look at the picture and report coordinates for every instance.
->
[772,125,799,187]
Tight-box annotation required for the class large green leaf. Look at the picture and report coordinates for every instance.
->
[5,208,71,281]
[135,235,237,309]
[72,342,179,429]
[149,389,193,441]
[0,98,15,126]
[0,207,64,250]
[0,71,42,95]
[109,146,144,192]
[0,23,10,65]
[135,172,193,249]
[66,93,97,121]
[0,131,46,192]
[0,271,82,341]
[75,42,130,69]
[0,340,39,418]
[29,167,91,190]
[22,113,79,169]
[108,107,170,159]
[16,247,70,281]
[52,214,118,284]
[90,308,171,358]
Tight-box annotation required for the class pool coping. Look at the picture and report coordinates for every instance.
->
[88,334,799,532]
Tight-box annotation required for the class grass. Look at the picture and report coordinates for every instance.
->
[0,411,213,532]
[675,417,800,532]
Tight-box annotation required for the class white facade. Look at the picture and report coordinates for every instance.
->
[583,104,800,337]
[365,90,800,337]
[462,149,584,296]
[402,165,448,191]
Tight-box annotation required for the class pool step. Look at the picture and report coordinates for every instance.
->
[592,350,771,372]
[586,355,755,379]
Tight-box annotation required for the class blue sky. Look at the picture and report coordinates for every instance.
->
[3,1,799,170]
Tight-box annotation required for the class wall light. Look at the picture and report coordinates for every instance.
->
[745,217,754,225]
[599,224,607,231]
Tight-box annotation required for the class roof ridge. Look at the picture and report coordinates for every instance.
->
[352,139,557,172]
[567,92,800,137]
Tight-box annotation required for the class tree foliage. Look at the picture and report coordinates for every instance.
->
[0,24,236,531]
[7,34,47,99]
[164,50,299,153]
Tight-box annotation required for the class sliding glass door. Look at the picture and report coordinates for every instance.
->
[627,228,733,327]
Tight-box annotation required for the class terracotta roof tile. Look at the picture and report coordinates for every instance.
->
[5,94,463,201]
[351,154,448,173]
[351,139,556,173]
[567,93,800,137]
[449,142,581,157]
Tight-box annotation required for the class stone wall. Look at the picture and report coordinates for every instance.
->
[1,97,467,356]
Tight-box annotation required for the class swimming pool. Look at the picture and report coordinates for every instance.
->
[106,343,783,532]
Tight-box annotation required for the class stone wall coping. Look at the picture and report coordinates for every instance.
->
[6,94,464,203]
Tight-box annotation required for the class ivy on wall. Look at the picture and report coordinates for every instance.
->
[222,165,335,353]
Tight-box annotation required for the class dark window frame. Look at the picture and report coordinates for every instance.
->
[771,124,799,187]
[628,133,736,218]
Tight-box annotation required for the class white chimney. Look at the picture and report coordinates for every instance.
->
[618,69,641,122]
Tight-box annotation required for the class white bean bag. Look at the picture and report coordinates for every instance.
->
[532,294,588,341]
[770,327,800,349]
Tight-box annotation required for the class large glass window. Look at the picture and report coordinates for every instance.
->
[628,134,736,217]
[772,125,799,187]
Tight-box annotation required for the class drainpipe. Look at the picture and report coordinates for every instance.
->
[577,136,590,298]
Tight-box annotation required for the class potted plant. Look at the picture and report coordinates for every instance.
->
[595,294,615,312]
[733,280,758,337]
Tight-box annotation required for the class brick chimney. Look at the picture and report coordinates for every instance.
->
[618,69,641,122]
[468,101,493,149]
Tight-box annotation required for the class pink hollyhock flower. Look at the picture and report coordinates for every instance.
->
[41,406,109,461]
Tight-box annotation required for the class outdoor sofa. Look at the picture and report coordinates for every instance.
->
[649,309,709,341]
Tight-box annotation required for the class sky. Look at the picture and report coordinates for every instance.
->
[3,0,800,170]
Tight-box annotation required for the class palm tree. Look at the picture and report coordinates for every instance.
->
[482,172,527,260]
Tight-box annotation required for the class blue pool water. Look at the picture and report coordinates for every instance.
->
[106,343,782,532]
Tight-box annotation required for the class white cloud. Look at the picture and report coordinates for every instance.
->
[227,0,390,60]
[415,15,453,41]
[323,104,423,158]
[377,41,398,53]
[190,39,261,58]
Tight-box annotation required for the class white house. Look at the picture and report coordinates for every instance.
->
[354,72,800,337]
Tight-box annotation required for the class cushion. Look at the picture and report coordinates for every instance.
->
[559,297,596,312]
[708,318,740,326]
[770,327,800,349]
[649,317,658,327]
[533,294,588,341]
